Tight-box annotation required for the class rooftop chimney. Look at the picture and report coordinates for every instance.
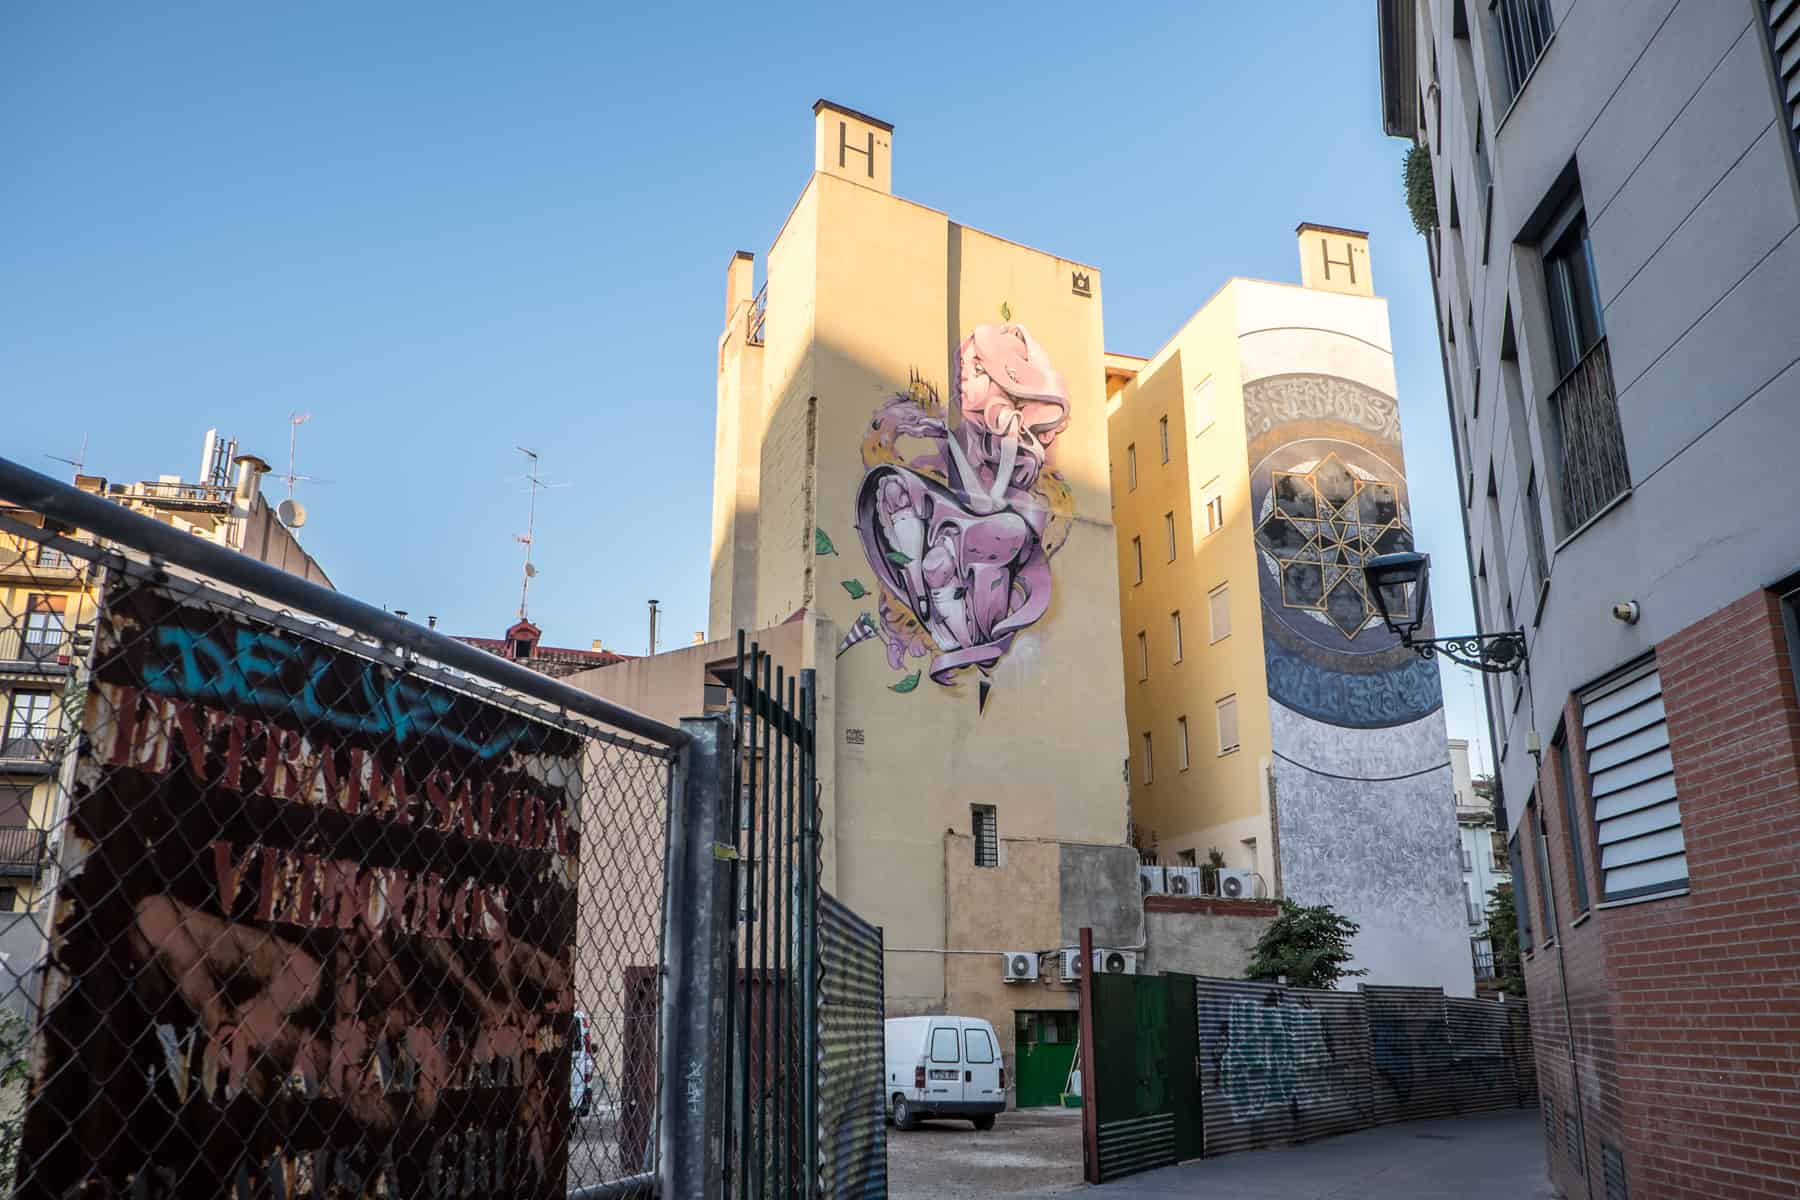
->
[1296,223,1373,297]
[591,639,605,652]
[231,454,271,509]
[813,99,893,194]
[693,631,705,646]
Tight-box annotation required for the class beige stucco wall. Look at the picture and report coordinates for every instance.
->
[1108,281,1274,874]
[1141,901,1273,979]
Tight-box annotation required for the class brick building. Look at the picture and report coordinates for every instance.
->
[1376,0,1800,1195]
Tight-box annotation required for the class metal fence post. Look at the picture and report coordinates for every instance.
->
[661,714,734,1199]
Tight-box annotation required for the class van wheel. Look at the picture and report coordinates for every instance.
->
[972,1115,995,1131]
[892,1095,918,1131]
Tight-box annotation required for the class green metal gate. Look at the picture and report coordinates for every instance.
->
[1088,973,1202,1180]
[1013,1011,1080,1109]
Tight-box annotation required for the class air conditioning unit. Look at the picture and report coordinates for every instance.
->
[1138,865,1166,896]
[1093,949,1139,976]
[1060,948,1085,982]
[1165,867,1201,896]
[1002,951,1039,983]
[1218,869,1256,899]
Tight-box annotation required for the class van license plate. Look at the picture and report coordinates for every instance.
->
[929,1069,958,1081]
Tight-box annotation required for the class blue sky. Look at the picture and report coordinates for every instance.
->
[0,2,1492,766]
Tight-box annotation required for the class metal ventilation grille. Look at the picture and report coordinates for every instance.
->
[1564,1111,1585,1174]
[1603,1142,1630,1200]
[1580,659,1686,901]
[1770,0,1800,153]
[1543,1094,1559,1151]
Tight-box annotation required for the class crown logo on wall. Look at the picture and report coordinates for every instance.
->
[1071,271,1092,298]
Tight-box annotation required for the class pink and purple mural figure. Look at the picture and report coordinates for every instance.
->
[854,322,1076,701]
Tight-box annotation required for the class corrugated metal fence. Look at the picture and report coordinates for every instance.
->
[1093,973,1537,1179]
[814,892,886,1199]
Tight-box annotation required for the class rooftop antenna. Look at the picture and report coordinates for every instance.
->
[277,412,322,529]
[512,446,570,621]
[647,599,661,656]
[46,433,89,480]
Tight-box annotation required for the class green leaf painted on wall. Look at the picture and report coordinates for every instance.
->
[885,549,912,567]
[1000,301,1012,321]
[815,528,838,556]
[890,671,921,694]
[841,579,869,598]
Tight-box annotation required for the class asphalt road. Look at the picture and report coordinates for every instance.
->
[891,1107,1553,1199]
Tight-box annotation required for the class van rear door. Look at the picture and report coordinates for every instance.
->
[925,1022,964,1104]
[962,1022,1003,1107]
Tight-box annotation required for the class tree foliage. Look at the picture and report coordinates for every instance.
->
[1484,883,1527,997]
[1245,899,1368,990]
[1404,144,1438,235]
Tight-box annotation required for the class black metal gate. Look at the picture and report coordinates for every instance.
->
[719,634,817,1200]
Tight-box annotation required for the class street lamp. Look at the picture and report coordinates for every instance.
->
[1362,551,1526,675]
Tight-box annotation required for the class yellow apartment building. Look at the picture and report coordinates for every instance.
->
[0,439,333,917]
[1107,225,1471,993]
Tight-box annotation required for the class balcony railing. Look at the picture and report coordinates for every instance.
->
[1472,944,1498,981]
[0,827,45,873]
[0,736,49,763]
[746,283,768,347]
[1552,336,1630,531]
[0,628,71,667]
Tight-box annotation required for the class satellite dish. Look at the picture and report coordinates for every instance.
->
[525,562,539,578]
[277,499,307,529]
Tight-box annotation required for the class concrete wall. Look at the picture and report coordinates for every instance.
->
[1141,897,1274,979]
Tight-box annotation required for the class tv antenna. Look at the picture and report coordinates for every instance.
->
[46,433,89,480]
[513,447,570,620]
[277,412,327,529]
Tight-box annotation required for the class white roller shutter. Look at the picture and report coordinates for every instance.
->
[1580,659,1687,901]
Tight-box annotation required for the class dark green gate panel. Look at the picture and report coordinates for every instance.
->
[1089,974,1201,1182]
[1013,1011,1079,1108]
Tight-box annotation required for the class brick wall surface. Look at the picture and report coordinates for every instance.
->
[1518,588,1800,1199]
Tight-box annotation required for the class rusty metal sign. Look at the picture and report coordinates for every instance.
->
[17,583,582,1198]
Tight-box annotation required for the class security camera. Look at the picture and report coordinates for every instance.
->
[1611,601,1640,625]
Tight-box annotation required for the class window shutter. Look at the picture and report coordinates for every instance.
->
[1209,585,1231,641]
[1580,660,1685,901]
[1769,0,1800,155]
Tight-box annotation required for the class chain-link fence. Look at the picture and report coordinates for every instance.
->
[0,466,682,1199]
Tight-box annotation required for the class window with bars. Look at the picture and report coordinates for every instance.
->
[1491,0,1555,107]
[972,805,998,868]
[1554,724,1591,915]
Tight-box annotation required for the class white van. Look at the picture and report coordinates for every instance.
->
[883,1015,1005,1131]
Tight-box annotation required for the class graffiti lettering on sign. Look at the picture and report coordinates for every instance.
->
[17,586,581,1198]
[1220,998,1328,1120]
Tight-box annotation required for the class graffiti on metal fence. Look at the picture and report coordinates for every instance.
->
[17,585,582,1199]
[1220,997,1329,1120]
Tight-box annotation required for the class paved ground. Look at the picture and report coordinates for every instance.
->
[892,1108,1553,1199]
[888,1106,1085,1198]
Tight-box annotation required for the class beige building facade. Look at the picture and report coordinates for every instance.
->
[1107,227,1472,993]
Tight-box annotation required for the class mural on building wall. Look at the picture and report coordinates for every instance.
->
[844,321,1076,704]
[1245,373,1441,729]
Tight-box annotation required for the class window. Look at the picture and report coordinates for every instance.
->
[1191,376,1214,433]
[1509,833,1534,953]
[1491,0,1555,107]
[1580,659,1686,902]
[1461,842,1475,872]
[972,805,998,868]
[1465,882,1481,926]
[1554,725,1591,915]
[34,545,69,570]
[0,785,29,827]
[1141,732,1153,785]
[1466,302,1480,409]
[1492,829,1509,872]
[1131,537,1143,584]
[1170,612,1183,663]
[1538,186,1627,533]
[1203,486,1224,535]
[1209,584,1230,642]
[1137,631,1149,680]
[23,596,65,651]
[0,888,16,913]
[1215,695,1239,755]
[963,1028,995,1064]
[1530,797,1556,943]
[1177,848,1197,867]
[1473,108,1493,262]
[930,1027,961,1063]
[1127,444,1138,491]
[1164,512,1176,561]
[1159,416,1170,464]
[4,691,52,755]
[1176,716,1190,771]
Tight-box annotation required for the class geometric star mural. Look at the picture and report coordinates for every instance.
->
[1254,452,1412,639]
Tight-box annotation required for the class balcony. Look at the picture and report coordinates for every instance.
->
[0,629,72,672]
[1551,337,1631,531]
[0,737,51,771]
[0,828,45,876]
